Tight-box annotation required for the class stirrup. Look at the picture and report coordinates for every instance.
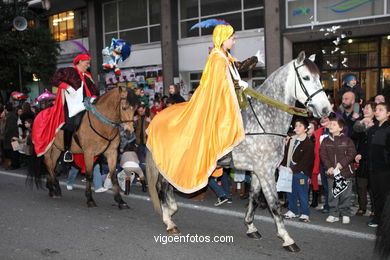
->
[63,151,73,162]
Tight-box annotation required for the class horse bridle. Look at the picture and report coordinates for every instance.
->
[293,62,324,107]
[247,62,323,138]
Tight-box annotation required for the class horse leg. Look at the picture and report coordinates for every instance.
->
[259,170,300,252]
[105,150,129,209]
[44,147,62,198]
[84,154,97,207]
[160,178,179,235]
[244,172,262,239]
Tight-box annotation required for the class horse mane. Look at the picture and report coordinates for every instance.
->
[303,58,320,75]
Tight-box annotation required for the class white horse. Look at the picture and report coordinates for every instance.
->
[146,51,331,252]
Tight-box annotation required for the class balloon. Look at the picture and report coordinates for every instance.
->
[11,92,28,100]
[102,38,132,76]
[35,89,56,102]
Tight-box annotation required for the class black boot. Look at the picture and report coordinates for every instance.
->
[310,190,319,208]
[124,179,131,195]
[140,179,147,192]
[63,130,73,162]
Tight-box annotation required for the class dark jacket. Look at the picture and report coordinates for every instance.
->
[367,120,390,173]
[51,67,99,97]
[281,135,315,177]
[170,94,186,104]
[352,119,375,178]
[342,110,362,140]
[3,112,18,150]
[320,134,356,178]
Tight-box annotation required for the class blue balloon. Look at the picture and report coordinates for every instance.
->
[112,38,131,61]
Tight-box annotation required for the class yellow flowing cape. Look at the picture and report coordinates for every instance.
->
[146,25,245,193]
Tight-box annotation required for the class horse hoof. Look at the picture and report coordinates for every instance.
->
[247,231,262,240]
[87,201,97,207]
[118,203,130,210]
[283,243,300,252]
[167,227,181,235]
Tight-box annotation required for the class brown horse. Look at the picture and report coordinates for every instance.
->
[29,86,139,208]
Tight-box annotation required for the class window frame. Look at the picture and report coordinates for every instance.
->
[102,0,161,46]
[178,0,264,39]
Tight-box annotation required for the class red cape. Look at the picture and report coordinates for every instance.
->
[32,77,92,157]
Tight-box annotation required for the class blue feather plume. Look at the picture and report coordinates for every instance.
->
[190,19,229,30]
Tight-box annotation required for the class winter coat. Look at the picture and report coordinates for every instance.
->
[352,119,375,178]
[320,134,356,178]
[367,120,390,174]
[281,134,315,178]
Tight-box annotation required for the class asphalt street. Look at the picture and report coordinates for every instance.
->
[0,169,377,260]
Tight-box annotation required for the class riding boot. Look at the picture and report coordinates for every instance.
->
[63,129,73,162]
[140,177,147,192]
[124,179,131,195]
[310,190,319,208]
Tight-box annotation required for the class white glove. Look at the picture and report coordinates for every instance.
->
[238,80,248,90]
[255,50,265,65]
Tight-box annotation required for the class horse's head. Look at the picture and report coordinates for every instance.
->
[291,51,331,118]
[118,86,139,132]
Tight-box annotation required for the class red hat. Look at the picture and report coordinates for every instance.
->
[73,54,90,65]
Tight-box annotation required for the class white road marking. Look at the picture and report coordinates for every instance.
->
[3,170,375,241]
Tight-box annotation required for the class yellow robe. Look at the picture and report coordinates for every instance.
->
[146,25,245,193]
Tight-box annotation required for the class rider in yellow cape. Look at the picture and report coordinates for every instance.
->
[146,24,245,193]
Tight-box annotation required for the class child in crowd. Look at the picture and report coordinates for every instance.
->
[337,74,365,115]
[120,142,147,194]
[12,118,34,165]
[281,118,314,222]
[150,99,163,118]
[320,118,356,224]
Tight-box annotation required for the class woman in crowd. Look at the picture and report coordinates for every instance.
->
[367,102,390,227]
[353,101,376,216]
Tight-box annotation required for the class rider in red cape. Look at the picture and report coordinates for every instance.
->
[32,54,99,160]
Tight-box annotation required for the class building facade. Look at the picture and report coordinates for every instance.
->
[280,0,390,102]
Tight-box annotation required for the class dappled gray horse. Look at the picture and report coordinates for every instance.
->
[147,51,331,252]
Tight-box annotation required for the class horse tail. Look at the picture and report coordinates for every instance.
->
[375,194,390,259]
[26,149,47,189]
[146,151,162,216]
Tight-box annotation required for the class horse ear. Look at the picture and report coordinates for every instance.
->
[308,54,316,62]
[296,51,305,64]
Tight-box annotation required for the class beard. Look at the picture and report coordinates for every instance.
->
[342,103,352,109]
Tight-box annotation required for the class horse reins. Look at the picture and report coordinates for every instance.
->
[246,62,323,138]
[85,89,134,153]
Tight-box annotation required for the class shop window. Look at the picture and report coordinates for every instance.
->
[49,10,87,42]
[381,36,390,67]
[181,21,200,38]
